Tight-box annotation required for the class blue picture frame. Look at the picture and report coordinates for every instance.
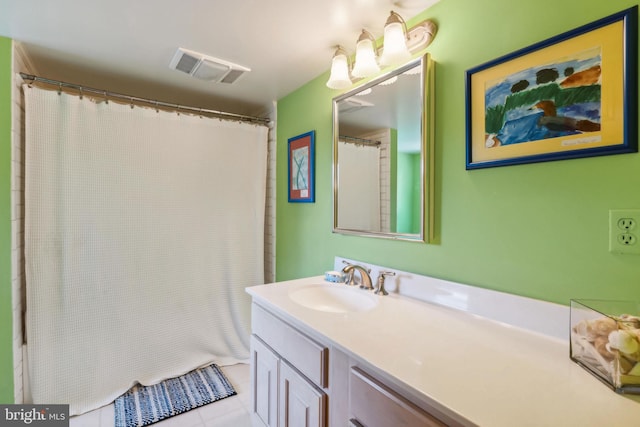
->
[287,130,315,203]
[465,7,637,169]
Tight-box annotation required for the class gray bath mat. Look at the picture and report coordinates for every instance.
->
[114,363,236,427]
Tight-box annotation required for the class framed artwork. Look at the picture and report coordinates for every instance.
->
[288,131,315,203]
[465,7,637,169]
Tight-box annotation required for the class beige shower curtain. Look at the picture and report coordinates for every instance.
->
[24,86,268,415]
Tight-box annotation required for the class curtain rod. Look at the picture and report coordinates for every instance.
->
[339,135,381,146]
[19,73,271,126]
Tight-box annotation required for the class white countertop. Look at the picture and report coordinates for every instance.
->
[246,275,640,427]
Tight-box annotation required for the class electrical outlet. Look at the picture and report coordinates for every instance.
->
[618,233,637,246]
[610,210,640,254]
[618,217,637,231]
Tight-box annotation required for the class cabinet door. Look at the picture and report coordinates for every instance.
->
[251,335,280,427]
[349,367,446,427]
[279,361,327,427]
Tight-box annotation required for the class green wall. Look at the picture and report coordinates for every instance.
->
[276,0,640,305]
[397,153,421,234]
[0,36,14,403]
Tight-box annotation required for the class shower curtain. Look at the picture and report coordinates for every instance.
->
[337,141,381,231]
[24,86,268,415]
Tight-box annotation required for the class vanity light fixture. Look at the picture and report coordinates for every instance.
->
[325,11,437,89]
[351,30,380,78]
[326,46,353,89]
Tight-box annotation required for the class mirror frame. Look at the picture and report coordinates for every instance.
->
[332,53,435,242]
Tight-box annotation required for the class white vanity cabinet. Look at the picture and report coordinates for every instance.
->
[249,302,457,427]
[250,303,328,427]
[247,272,640,426]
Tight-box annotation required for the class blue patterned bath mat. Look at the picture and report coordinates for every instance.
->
[114,364,237,427]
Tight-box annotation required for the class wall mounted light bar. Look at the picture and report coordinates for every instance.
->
[326,11,437,89]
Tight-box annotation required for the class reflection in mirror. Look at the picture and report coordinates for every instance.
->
[333,54,433,241]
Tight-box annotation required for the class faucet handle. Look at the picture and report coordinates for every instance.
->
[374,271,396,296]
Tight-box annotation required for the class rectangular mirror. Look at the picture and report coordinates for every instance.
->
[332,54,434,242]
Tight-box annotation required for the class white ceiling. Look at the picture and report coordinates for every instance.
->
[0,0,439,116]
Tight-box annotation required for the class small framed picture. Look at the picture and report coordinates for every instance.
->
[465,7,637,169]
[288,131,315,203]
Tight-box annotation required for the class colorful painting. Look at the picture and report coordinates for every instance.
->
[466,7,637,169]
[485,48,601,148]
[288,131,315,202]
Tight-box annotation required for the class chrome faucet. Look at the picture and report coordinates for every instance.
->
[341,263,373,290]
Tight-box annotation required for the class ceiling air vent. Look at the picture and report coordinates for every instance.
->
[339,97,375,114]
[169,48,250,84]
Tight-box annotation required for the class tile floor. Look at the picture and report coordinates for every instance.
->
[69,363,252,427]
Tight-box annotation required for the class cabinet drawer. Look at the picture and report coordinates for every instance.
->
[252,303,328,387]
[349,367,446,427]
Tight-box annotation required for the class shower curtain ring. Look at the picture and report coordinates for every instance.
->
[155,100,159,113]
[57,83,62,95]
[199,108,203,118]
[130,97,134,109]
[104,91,109,104]
[79,87,83,100]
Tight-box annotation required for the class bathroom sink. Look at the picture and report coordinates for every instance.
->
[288,284,378,313]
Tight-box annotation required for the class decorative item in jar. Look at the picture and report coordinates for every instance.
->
[570,299,640,393]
